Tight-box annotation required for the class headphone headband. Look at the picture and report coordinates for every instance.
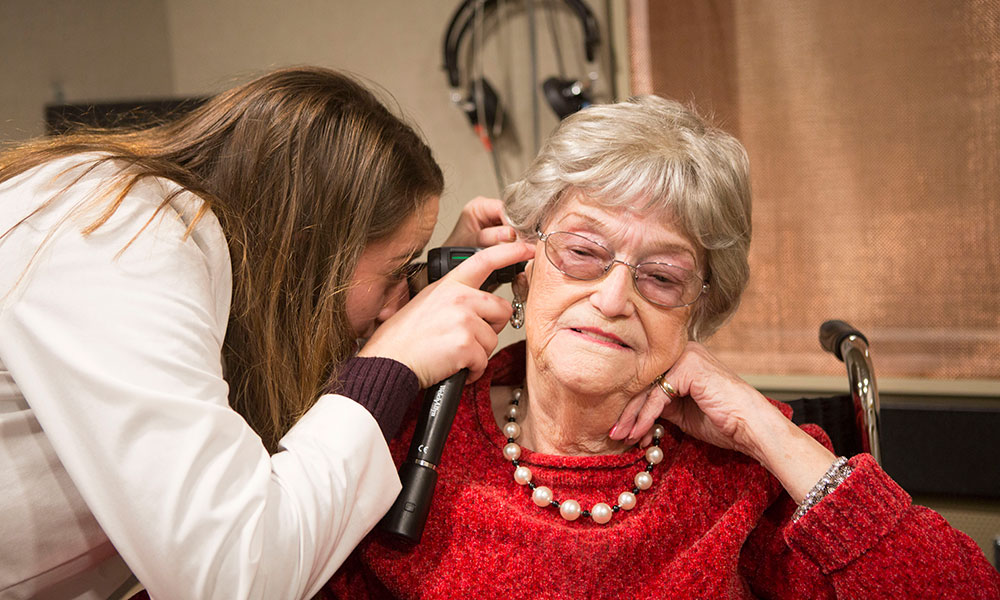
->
[443,0,600,89]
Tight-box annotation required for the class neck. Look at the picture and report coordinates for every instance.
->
[512,362,633,456]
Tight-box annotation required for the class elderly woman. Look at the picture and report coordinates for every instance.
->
[326,97,1000,599]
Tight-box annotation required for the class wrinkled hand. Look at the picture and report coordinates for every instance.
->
[358,241,534,388]
[443,196,517,248]
[611,342,783,461]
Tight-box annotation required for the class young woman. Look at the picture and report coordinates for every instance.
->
[0,66,532,599]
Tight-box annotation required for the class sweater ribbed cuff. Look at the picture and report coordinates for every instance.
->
[331,357,419,441]
[784,453,911,573]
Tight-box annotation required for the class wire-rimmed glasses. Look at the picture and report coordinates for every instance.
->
[537,230,709,308]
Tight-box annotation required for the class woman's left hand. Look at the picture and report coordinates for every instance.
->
[611,342,780,458]
[611,342,838,503]
[443,196,517,248]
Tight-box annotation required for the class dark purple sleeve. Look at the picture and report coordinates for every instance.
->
[330,357,420,441]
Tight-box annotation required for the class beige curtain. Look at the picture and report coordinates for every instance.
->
[629,0,1000,380]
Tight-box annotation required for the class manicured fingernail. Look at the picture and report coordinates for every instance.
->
[503,227,516,242]
[609,424,618,438]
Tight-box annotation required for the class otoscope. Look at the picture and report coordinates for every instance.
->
[378,247,525,543]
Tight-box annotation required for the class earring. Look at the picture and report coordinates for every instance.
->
[510,297,525,329]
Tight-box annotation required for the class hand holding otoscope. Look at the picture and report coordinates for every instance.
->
[370,244,528,542]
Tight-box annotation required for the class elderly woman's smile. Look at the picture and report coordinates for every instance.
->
[565,326,630,349]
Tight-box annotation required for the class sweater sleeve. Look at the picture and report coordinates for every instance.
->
[743,449,1000,598]
[333,357,420,441]
[785,453,1000,598]
[0,162,401,600]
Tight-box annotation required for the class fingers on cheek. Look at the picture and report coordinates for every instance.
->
[664,362,693,397]
[625,393,648,421]
[610,411,635,439]
[614,393,644,440]
[629,404,660,440]
[677,372,700,399]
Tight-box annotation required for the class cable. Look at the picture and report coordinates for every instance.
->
[544,0,567,78]
[527,0,541,154]
[473,0,505,192]
[603,0,617,100]
[497,0,514,130]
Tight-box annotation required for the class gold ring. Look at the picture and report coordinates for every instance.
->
[654,374,679,399]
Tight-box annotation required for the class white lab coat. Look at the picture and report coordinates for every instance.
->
[0,155,400,599]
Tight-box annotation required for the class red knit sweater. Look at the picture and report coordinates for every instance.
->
[325,343,1000,599]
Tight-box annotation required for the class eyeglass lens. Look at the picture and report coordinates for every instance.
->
[543,231,703,307]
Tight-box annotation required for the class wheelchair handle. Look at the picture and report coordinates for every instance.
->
[818,320,881,464]
[819,320,869,362]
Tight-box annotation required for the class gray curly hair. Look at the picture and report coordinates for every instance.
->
[503,95,751,340]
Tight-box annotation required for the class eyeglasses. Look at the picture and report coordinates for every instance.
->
[537,230,709,308]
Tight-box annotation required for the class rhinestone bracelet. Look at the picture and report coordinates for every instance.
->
[791,456,854,522]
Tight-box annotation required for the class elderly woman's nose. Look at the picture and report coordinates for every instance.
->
[589,262,636,317]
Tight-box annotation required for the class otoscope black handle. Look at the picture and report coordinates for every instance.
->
[378,246,524,543]
[378,368,468,542]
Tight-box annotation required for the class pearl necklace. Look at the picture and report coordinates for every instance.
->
[501,388,664,525]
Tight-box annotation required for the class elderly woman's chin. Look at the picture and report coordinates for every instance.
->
[529,329,674,399]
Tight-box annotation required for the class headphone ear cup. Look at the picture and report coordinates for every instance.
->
[542,77,591,119]
[461,77,503,135]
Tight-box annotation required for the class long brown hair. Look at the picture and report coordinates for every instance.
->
[0,67,444,451]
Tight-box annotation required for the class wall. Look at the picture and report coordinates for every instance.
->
[0,0,174,143]
[630,0,1000,384]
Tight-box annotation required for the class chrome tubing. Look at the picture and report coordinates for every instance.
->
[839,335,882,464]
[819,320,882,465]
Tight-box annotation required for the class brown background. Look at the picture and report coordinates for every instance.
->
[630,0,1000,381]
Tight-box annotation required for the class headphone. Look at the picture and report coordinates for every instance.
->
[442,0,601,134]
